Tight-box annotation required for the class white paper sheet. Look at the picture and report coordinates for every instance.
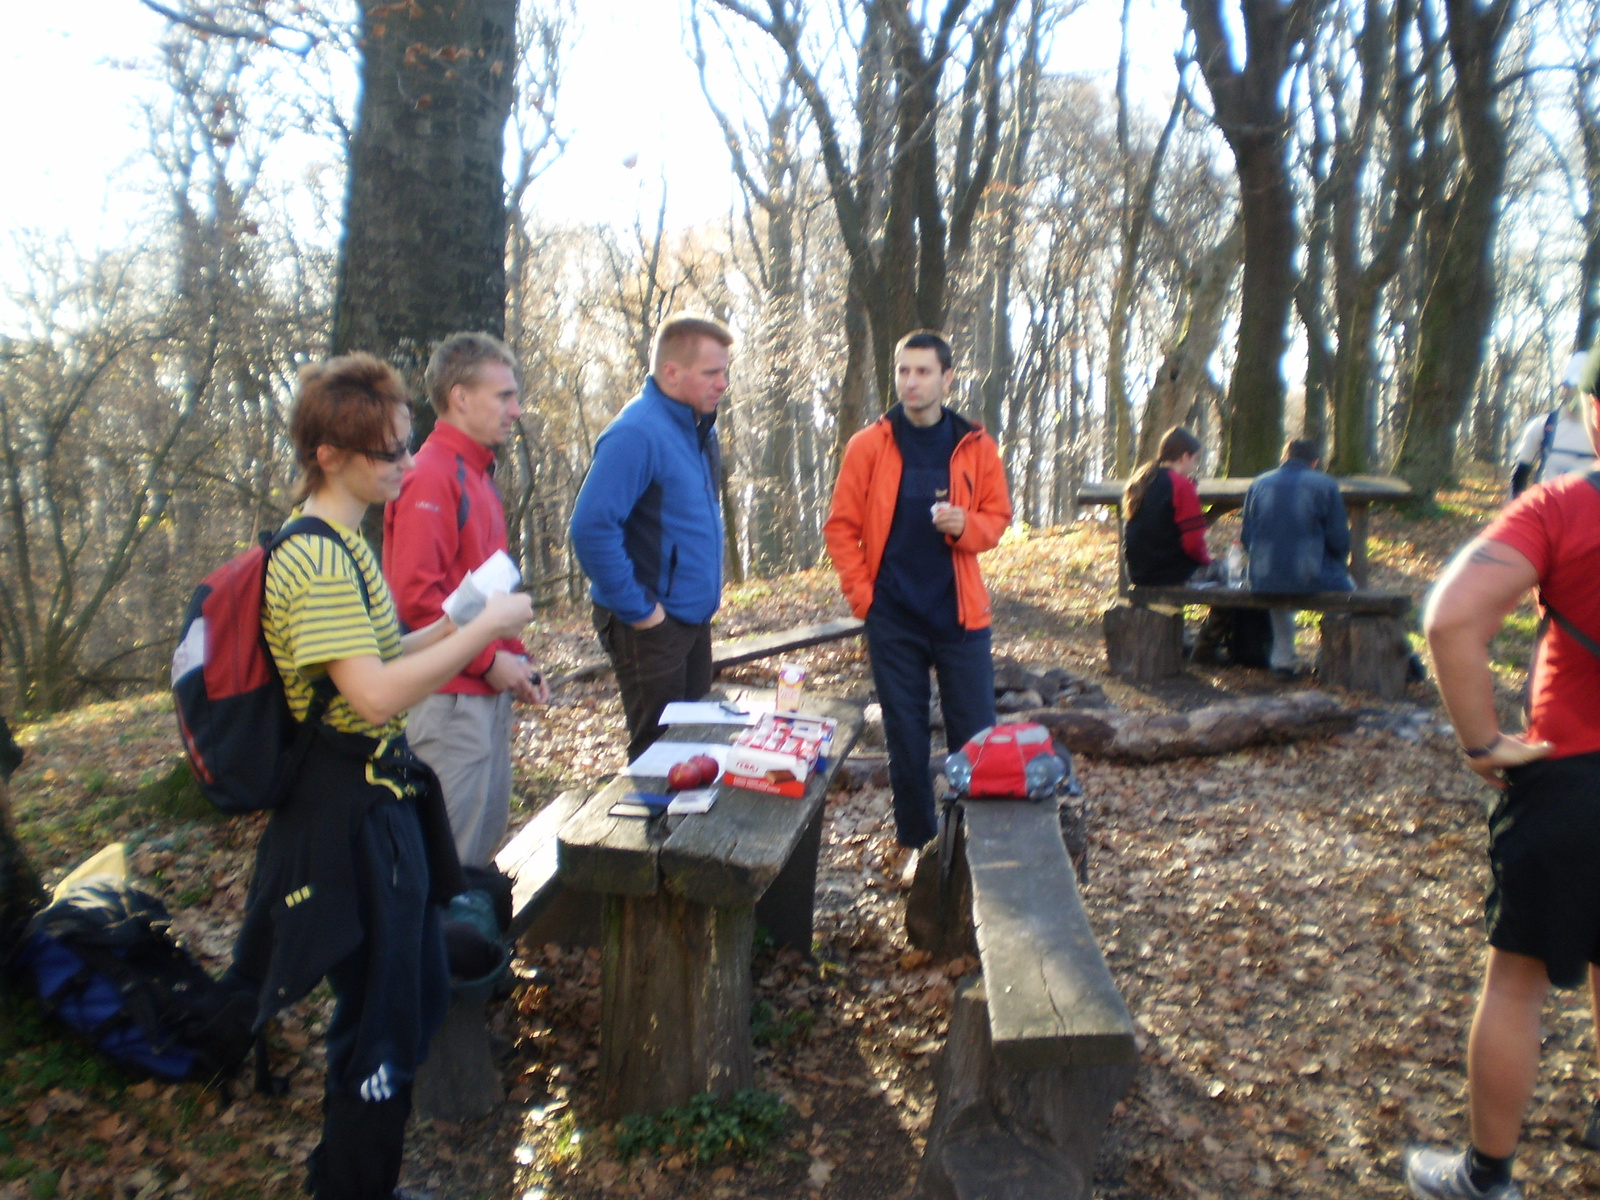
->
[442,550,523,625]
[623,741,731,778]
[659,701,760,726]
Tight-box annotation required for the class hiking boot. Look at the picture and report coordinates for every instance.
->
[1402,1146,1521,1200]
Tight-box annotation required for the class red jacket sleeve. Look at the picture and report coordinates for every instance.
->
[383,465,500,679]
[1170,472,1211,565]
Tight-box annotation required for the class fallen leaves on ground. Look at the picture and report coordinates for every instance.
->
[8,468,1598,1198]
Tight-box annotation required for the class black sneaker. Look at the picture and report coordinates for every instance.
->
[1402,1146,1521,1199]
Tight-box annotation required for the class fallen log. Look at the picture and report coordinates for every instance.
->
[1022,691,1357,763]
[829,693,1357,777]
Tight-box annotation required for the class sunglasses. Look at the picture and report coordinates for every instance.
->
[337,442,410,464]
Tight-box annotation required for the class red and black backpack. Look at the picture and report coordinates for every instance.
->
[171,517,365,814]
[945,721,1075,801]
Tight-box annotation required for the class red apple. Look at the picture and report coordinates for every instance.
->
[690,755,720,786]
[667,760,701,791]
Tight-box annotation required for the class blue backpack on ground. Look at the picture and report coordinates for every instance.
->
[9,878,256,1083]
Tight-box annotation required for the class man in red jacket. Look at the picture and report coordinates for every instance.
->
[384,333,548,869]
[824,330,1012,853]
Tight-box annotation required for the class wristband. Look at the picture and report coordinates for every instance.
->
[1463,735,1502,759]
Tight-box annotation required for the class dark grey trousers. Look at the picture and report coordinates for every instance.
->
[593,605,713,762]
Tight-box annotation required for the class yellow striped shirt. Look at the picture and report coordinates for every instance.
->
[262,514,407,740]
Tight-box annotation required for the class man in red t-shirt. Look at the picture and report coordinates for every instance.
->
[384,333,549,870]
[1405,349,1600,1200]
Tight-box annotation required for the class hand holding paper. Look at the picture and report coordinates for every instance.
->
[442,550,522,626]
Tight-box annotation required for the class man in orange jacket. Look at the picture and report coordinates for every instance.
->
[824,330,1013,850]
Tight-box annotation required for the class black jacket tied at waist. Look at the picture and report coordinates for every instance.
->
[228,729,463,1029]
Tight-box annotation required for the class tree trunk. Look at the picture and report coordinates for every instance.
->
[1183,0,1327,475]
[1138,220,1244,460]
[1225,142,1298,473]
[1576,56,1600,350]
[1110,86,1184,473]
[1023,691,1358,762]
[333,0,518,416]
[1389,0,1514,501]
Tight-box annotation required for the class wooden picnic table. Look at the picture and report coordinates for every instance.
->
[1075,474,1412,588]
[556,688,865,1117]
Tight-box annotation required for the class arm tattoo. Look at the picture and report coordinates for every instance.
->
[1467,541,1517,568]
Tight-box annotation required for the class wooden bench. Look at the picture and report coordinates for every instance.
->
[496,789,602,947]
[1105,584,1414,698]
[552,617,865,687]
[915,800,1135,1200]
[557,691,866,1116]
[1075,475,1413,590]
[414,789,602,1122]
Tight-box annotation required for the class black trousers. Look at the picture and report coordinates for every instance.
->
[593,604,713,762]
[865,603,996,848]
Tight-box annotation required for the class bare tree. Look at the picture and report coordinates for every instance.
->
[707,0,1027,451]
[1557,1,1600,350]
[1106,24,1186,474]
[1389,0,1519,500]
[1294,0,1422,473]
[1183,0,1331,473]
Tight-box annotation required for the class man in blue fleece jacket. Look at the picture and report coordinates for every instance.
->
[570,315,732,761]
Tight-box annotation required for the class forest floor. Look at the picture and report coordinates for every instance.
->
[8,469,1600,1200]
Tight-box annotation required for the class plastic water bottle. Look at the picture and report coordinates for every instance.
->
[1225,541,1245,589]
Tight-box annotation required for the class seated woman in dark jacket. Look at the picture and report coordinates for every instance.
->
[1123,426,1214,585]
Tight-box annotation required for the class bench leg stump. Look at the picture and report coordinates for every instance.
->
[753,804,824,955]
[1102,603,1183,682]
[413,990,503,1122]
[599,891,754,1117]
[1316,613,1410,698]
[906,806,975,959]
[915,977,1135,1200]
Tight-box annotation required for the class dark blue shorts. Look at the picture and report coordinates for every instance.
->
[1486,751,1600,989]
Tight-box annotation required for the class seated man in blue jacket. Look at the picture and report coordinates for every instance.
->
[1242,438,1353,678]
[569,315,731,762]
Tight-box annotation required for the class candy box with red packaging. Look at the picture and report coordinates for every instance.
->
[721,713,837,797]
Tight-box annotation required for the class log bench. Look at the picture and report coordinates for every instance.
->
[1105,584,1413,697]
[557,690,865,1117]
[915,799,1135,1200]
[552,617,866,686]
[414,790,600,1122]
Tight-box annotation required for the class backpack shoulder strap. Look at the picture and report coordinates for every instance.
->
[264,516,374,727]
[268,516,372,612]
[1535,410,1560,482]
[1529,480,1600,681]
